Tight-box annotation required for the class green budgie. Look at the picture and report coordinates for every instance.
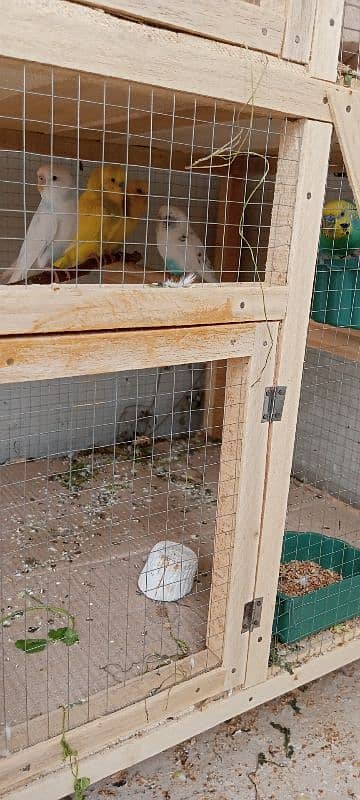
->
[319,199,360,257]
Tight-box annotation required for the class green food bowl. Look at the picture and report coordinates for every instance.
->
[311,256,360,329]
[273,531,360,644]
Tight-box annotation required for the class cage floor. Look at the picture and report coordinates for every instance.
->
[0,439,359,744]
[0,434,218,742]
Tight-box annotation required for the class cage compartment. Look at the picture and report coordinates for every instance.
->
[273,531,360,644]
[0,56,282,293]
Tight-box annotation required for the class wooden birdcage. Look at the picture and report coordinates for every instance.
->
[0,1,359,798]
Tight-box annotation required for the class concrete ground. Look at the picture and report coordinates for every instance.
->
[82,660,360,800]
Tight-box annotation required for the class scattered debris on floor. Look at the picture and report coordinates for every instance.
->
[82,663,359,800]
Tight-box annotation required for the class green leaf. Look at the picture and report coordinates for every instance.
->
[48,627,68,641]
[48,627,79,646]
[74,775,90,799]
[15,638,47,654]
[62,628,79,646]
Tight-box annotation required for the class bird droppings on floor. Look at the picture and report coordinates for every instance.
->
[73,661,360,800]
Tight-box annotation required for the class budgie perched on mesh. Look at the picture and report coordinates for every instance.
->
[54,165,127,270]
[106,179,148,254]
[156,205,218,283]
[319,199,360,257]
[3,164,77,284]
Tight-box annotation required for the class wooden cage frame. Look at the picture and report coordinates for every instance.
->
[0,1,360,797]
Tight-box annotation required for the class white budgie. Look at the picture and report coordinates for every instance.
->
[156,205,218,283]
[3,164,77,284]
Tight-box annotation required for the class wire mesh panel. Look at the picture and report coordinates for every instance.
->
[0,357,250,752]
[269,125,360,676]
[0,57,293,290]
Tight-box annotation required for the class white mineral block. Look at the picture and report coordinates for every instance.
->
[138,540,198,602]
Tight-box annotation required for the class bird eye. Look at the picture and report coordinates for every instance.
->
[52,175,58,182]
[340,211,345,217]
[111,177,116,183]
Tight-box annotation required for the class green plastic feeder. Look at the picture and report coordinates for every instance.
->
[273,531,360,644]
[311,257,360,329]
[311,263,330,323]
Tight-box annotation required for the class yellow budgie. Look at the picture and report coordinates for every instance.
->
[106,178,148,253]
[54,165,126,270]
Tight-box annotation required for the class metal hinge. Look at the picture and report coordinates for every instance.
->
[241,598,263,633]
[262,386,287,422]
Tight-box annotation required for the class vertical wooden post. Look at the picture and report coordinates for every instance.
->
[204,157,247,442]
[207,322,278,685]
[245,119,332,686]
[282,0,317,64]
[310,0,345,81]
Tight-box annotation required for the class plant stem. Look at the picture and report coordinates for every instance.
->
[0,593,75,630]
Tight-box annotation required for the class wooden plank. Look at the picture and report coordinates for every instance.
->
[265,120,301,285]
[327,86,360,214]
[203,360,227,441]
[0,663,227,797]
[245,119,333,685]
[0,0,334,123]
[220,322,278,681]
[202,157,249,442]
[308,320,360,362]
[67,0,285,56]
[0,323,256,383]
[7,649,219,752]
[310,0,345,81]
[4,636,359,800]
[206,356,249,658]
[0,128,193,171]
[0,284,288,335]
[282,0,317,64]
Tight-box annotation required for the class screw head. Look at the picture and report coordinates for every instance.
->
[346,105,351,113]
[295,34,300,43]
[329,17,335,26]
[307,192,312,199]
[262,27,268,35]
[240,301,245,309]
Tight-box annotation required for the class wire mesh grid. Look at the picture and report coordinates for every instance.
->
[340,0,360,74]
[270,125,360,676]
[0,358,247,751]
[0,57,297,287]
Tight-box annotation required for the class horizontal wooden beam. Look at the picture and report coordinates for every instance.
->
[0,129,192,170]
[3,637,359,800]
[0,323,256,383]
[0,0,334,122]
[308,320,360,362]
[5,649,219,752]
[67,0,285,56]
[0,659,227,797]
[0,283,288,335]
